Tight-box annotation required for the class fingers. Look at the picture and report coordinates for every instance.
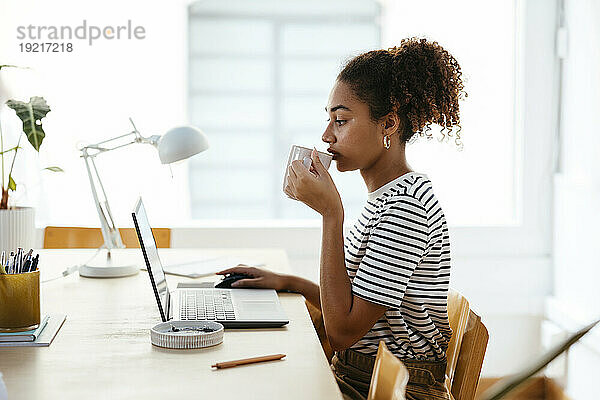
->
[286,170,301,200]
[286,166,299,190]
[311,148,326,174]
[311,148,320,164]
[290,159,311,178]
[284,184,296,199]
[216,265,256,276]
[231,278,261,288]
[288,162,298,179]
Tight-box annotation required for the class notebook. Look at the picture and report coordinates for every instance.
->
[0,315,49,342]
[0,314,66,347]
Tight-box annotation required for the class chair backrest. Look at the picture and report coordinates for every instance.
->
[450,309,489,400]
[367,341,409,400]
[304,300,334,363]
[446,289,471,384]
[43,226,171,249]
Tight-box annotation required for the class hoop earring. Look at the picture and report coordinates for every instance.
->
[383,135,391,149]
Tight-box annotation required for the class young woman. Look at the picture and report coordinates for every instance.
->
[218,37,465,400]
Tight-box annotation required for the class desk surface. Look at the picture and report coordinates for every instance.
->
[0,249,342,399]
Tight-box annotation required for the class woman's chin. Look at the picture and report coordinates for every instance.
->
[334,160,353,172]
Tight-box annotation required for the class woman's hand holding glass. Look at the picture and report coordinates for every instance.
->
[284,148,343,219]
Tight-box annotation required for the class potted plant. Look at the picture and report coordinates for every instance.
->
[0,64,61,254]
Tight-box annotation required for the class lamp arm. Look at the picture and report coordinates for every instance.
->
[81,118,159,157]
[82,148,125,251]
[82,132,157,157]
[79,119,160,251]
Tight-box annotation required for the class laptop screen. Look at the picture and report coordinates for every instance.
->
[132,198,169,321]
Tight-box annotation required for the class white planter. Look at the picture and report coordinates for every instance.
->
[0,372,7,400]
[0,207,35,254]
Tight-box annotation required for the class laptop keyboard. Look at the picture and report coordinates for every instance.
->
[179,290,237,321]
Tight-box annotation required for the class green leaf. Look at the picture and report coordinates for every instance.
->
[0,146,21,155]
[6,96,51,151]
[43,166,63,172]
[8,175,16,191]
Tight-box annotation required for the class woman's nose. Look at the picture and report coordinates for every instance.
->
[322,125,335,144]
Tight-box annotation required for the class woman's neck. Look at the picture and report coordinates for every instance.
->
[360,143,412,193]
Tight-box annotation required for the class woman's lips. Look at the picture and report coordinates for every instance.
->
[327,149,339,160]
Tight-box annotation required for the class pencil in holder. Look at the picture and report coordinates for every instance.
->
[0,270,40,332]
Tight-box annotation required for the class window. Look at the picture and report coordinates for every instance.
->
[382,0,518,226]
[188,0,528,228]
[2,0,552,260]
[187,0,380,220]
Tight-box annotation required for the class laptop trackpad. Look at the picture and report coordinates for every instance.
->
[238,300,280,319]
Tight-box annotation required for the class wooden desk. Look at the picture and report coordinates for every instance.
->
[0,249,342,399]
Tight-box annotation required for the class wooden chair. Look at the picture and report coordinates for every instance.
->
[367,341,409,400]
[305,289,487,400]
[446,290,472,386]
[365,290,486,400]
[305,300,334,363]
[446,290,489,400]
[43,226,171,249]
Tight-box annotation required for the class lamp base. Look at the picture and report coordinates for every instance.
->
[78,250,139,278]
[79,264,139,278]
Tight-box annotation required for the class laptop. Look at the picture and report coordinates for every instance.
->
[132,197,289,328]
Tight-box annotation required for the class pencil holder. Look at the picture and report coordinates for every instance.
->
[0,270,40,332]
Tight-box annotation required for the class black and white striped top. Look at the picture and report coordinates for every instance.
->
[345,172,451,360]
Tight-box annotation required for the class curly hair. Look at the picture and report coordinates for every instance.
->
[337,38,467,147]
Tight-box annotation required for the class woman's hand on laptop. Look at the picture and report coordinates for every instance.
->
[216,266,288,291]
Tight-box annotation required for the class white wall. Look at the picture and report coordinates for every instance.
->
[550,0,600,397]
[6,0,562,379]
[0,0,193,226]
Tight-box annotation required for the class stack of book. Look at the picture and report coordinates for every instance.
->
[0,314,66,347]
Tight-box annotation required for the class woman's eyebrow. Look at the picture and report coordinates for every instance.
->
[325,105,352,113]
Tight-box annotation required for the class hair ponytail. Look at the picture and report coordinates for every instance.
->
[337,38,466,147]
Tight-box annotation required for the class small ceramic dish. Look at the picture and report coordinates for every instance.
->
[150,320,224,349]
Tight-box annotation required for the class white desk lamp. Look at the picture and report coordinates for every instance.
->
[79,118,208,278]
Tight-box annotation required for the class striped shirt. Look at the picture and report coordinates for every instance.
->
[345,172,452,360]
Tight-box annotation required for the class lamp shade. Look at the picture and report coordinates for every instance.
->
[157,126,209,164]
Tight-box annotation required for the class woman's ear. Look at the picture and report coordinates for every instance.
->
[381,112,400,136]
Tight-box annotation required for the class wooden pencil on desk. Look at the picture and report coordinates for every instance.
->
[211,353,286,369]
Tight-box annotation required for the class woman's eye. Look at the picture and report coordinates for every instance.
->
[326,118,346,126]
